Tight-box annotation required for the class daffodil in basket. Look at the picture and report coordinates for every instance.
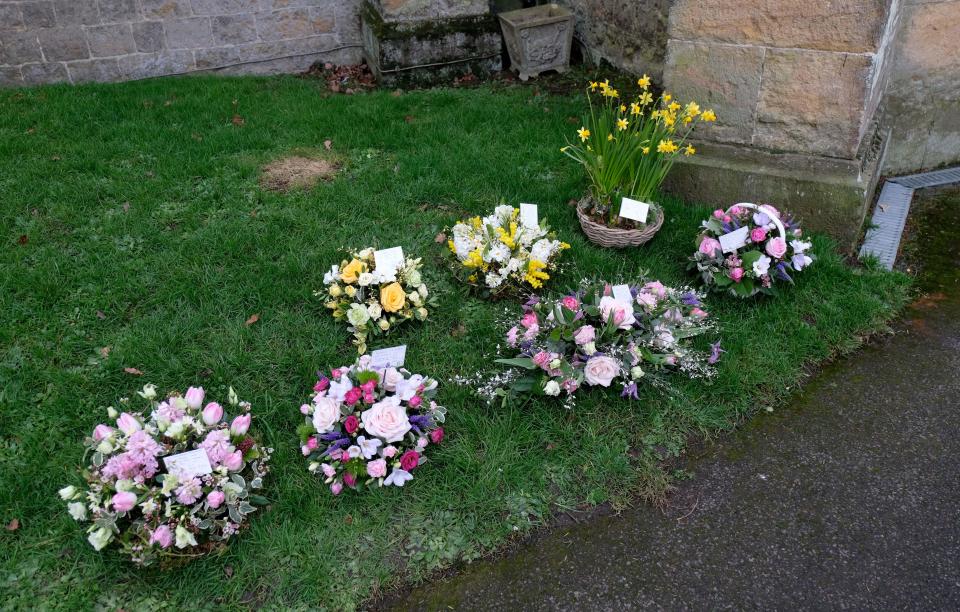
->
[562,76,716,248]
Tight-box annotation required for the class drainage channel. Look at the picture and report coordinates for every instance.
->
[859,166,960,270]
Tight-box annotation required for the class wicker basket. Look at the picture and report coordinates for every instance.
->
[576,196,664,248]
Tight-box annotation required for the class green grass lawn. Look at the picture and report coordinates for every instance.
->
[0,75,910,609]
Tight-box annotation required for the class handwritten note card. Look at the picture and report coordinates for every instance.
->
[519,203,539,229]
[370,345,407,369]
[163,449,212,477]
[611,284,633,304]
[373,246,404,276]
[618,197,649,223]
[718,226,749,253]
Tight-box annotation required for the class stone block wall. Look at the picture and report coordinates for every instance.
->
[0,0,363,86]
[662,0,899,160]
[881,0,960,172]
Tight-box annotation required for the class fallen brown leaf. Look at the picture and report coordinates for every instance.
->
[323,139,332,150]
[224,565,234,578]
[434,232,446,243]
[124,367,143,376]
[391,89,403,97]
[99,346,111,359]
[231,114,245,126]
[122,202,130,212]
[404,115,415,123]
[96,310,106,320]
[245,313,260,327]
[344,514,353,525]
[7,518,20,531]
[17,235,28,245]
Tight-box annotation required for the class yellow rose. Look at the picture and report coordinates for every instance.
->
[341,259,364,284]
[344,286,356,298]
[380,282,406,313]
[328,284,342,297]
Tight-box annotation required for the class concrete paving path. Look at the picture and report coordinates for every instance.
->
[390,188,960,611]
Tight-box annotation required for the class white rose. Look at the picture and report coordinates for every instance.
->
[357,272,375,287]
[583,356,620,387]
[68,501,87,521]
[312,397,341,434]
[418,285,428,297]
[360,396,411,443]
[346,303,370,327]
[367,302,382,319]
[406,269,422,286]
[543,380,561,396]
[380,367,402,392]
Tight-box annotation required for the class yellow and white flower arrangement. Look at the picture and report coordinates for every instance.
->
[318,248,434,354]
[446,205,569,297]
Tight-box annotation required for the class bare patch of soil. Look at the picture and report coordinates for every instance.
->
[259,156,340,192]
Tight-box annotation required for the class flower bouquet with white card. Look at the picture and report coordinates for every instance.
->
[477,280,717,407]
[318,246,435,353]
[689,203,814,298]
[445,204,570,298]
[60,385,271,566]
[561,77,717,248]
[297,352,447,495]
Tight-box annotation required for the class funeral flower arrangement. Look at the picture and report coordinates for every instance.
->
[562,76,716,227]
[446,205,570,297]
[60,385,271,566]
[297,355,447,494]
[487,280,719,407]
[689,203,814,298]
[318,247,433,354]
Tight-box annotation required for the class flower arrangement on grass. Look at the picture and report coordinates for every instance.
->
[318,248,434,354]
[486,280,719,407]
[689,203,814,298]
[561,76,716,238]
[60,384,271,566]
[297,355,447,494]
[446,205,570,297]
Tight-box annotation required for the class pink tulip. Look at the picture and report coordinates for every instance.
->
[202,402,223,426]
[330,482,343,495]
[206,491,225,509]
[698,237,722,257]
[112,491,137,512]
[222,450,243,471]
[230,414,251,436]
[150,525,173,548]
[184,386,205,410]
[116,413,141,435]
[730,267,744,282]
[92,424,114,441]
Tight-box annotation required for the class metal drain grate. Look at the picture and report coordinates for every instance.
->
[859,182,915,270]
[890,166,960,189]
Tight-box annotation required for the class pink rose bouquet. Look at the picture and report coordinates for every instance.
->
[298,356,447,494]
[60,385,271,566]
[486,280,718,407]
[690,203,814,298]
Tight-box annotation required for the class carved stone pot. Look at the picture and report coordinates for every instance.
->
[498,4,574,81]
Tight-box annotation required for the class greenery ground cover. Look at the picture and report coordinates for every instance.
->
[0,75,910,609]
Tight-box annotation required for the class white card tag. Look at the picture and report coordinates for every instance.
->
[163,448,212,477]
[618,197,649,223]
[719,226,750,253]
[611,284,633,304]
[370,345,407,369]
[519,203,539,229]
[373,246,404,276]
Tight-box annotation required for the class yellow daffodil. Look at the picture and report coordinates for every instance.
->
[642,146,650,154]
[683,116,692,124]
[577,127,590,142]
[616,118,629,131]
[447,239,456,253]
[663,114,675,127]
[630,102,641,115]
[639,91,653,106]
[685,102,700,116]
[701,109,717,122]
[663,93,672,103]
[589,81,598,91]
[684,144,696,156]
[607,134,614,141]
[657,139,679,154]
[637,74,650,89]
[471,216,482,229]
[464,249,483,268]
[560,242,571,250]
[524,259,549,288]
[668,101,681,113]
[619,104,626,113]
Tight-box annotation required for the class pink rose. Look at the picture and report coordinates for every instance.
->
[313,377,330,392]
[382,445,398,458]
[598,296,636,330]
[635,292,657,309]
[583,356,620,387]
[729,205,742,215]
[400,450,420,471]
[299,404,310,415]
[321,463,336,478]
[520,312,538,329]
[408,395,422,408]
[532,351,552,369]
[750,227,767,243]
[765,237,787,259]
[330,481,343,495]
[307,437,319,450]
[729,267,744,282]
[344,387,362,406]
[202,402,223,426]
[112,491,137,513]
[230,414,251,436]
[343,414,359,434]
[642,281,667,298]
[379,367,402,392]
[343,472,357,488]
[561,379,579,393]
[92,424,114,441]
[184,386,205,410]
[698,237,722,257]
[430,427,444,444]
[222,450,243,471]
[561,296,579,311]
[691,307,708,318]
[712,209,725,219]
[367,458,387,478]
[150,525,173,548]
[573,325,595,345]
[723,215,731,223]
[312,397,341,434]
[360,397,411,443]
[116,412,141,435]
[206,490,225,509]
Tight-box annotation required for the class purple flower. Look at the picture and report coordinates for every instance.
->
[681,292,700,306]
[708,341,725,365]
[408,414,433,435]
[775,262,793,282]
[621,382,639,400]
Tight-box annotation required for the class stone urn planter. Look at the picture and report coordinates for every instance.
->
[498,4,574,81]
